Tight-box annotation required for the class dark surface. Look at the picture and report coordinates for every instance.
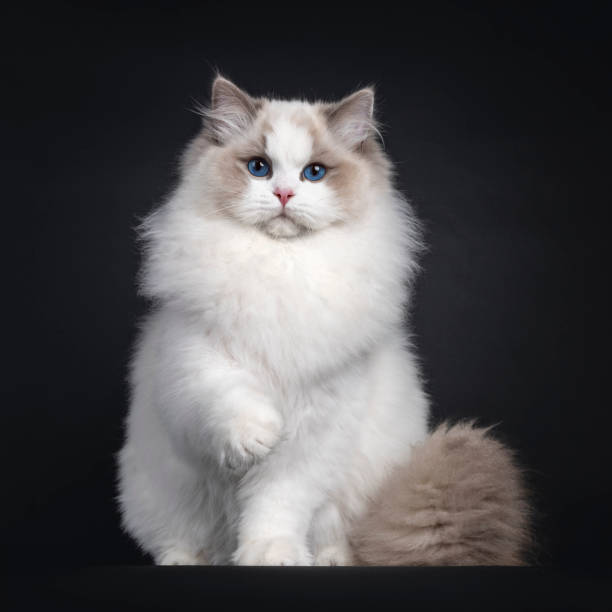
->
[1,0,610,603]
[5,566,611,611]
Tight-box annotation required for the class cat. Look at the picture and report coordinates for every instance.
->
[117,75,430,566]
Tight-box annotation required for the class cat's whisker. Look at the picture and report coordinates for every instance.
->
[194,203,246,220]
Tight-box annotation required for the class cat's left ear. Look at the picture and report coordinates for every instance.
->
[326,88,376,150]
[203,76,259,145]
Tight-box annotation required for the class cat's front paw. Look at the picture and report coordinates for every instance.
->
[223,404,283,472]
[155,548,208,565]
[233,537,312,566]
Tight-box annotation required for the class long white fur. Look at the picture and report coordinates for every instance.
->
[117,83,429,566]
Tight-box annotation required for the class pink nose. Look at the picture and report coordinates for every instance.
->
[274,188,295,207]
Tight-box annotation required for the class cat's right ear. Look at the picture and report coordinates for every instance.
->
[202,76,258,145]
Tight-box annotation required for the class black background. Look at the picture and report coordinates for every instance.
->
[2,0,610,573]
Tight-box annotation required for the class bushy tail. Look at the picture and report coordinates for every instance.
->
[350,421,532,566]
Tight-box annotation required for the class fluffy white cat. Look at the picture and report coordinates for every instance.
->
[117,76,429,566]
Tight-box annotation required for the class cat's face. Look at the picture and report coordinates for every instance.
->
[185,77,388,239]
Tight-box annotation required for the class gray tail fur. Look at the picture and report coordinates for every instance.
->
[350,421,532,565]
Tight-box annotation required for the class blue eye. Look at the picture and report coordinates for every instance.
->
[247,158,271,177]
[303,163,326,181]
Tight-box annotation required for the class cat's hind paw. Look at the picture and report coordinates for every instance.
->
[233,537,311,566]
[313,543,353,566]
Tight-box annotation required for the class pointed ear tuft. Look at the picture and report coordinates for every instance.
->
[326,88,376,149]
[202,76,258,144]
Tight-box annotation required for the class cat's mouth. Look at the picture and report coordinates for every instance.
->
[263,212,305,238]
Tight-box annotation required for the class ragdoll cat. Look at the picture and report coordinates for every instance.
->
[117,75,429,565]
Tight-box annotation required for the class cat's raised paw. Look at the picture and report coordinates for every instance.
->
[233,537,311,566]
[224,405,283,472]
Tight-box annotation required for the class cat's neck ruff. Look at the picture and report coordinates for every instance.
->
[140,187,418,382]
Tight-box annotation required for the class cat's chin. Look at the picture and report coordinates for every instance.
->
[262,215,306,239]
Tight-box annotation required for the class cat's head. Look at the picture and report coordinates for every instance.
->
[182,76,391,239]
